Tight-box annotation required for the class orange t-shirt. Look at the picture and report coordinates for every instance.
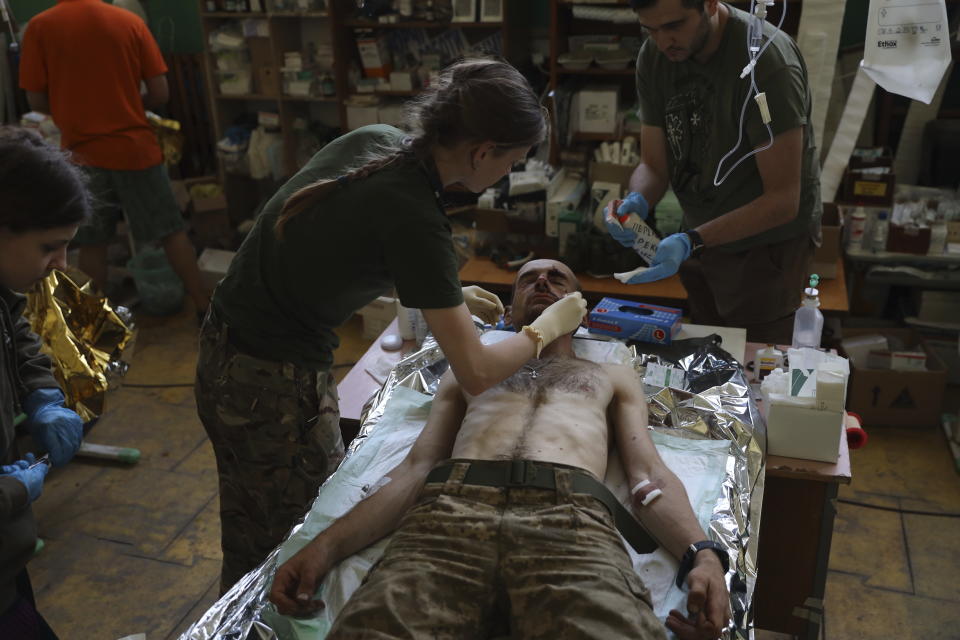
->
[19,0,167,170]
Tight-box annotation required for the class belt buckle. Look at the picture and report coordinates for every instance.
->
[508,460,537,487]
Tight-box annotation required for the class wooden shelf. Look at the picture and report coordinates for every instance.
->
[557,67,634,76]
[283,94,340,102]
[215,93,279,101]
[200,10,329,18]
[350,89,419,97]
[343,19,502,29]
[200,11,264,18]
[572,131,623,142]
[269,11,330,18]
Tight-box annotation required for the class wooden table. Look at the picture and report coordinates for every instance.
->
[338,330,852,639]
[459,256,850,314]
[743,342,853,639]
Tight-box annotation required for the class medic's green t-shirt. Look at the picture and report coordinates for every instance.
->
[636,4,822,252]
[214,125,464,369]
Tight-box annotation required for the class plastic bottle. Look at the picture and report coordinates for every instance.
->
[848,207,867,249]
[756,344,784,380]
[791,274,824,349]
[872,210,889,253]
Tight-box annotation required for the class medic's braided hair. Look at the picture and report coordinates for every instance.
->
[274,58,547,238]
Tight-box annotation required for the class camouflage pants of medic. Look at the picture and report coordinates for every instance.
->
[195,314,344,594]
[330,460,666,640]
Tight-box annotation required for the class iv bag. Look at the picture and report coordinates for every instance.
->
[861,0,951,104]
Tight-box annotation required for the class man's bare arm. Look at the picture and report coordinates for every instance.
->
[627,125,670,206]
[608,364,729,639]
[607,364,707,558]
[694,126,804,248]
[26,91,49,114]
[143,74,169,110]
[269,372,466,615]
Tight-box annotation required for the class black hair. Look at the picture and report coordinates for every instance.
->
[275,58,548,237]
[0,127,91,233]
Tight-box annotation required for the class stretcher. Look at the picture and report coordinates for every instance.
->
[181,329,765,640]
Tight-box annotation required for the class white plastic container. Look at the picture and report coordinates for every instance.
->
[848,207,867,249]
[756,344,784,380]
[791,277,824,349]
[872,210,889,252]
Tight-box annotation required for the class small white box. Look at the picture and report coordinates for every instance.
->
[347,104,380,130]
[389,69,418,92]
[766,404,844,463]
[358,295,398,339]
[577,86,619,134]
[197,249,236,290]
[546,169,587,238]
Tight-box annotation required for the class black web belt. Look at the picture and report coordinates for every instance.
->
[425,459,659,554]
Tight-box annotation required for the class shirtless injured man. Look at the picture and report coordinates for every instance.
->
[269,259,730,640]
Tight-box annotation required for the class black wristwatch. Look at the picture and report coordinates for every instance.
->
[675,540,730,588]
[685,229,706,257]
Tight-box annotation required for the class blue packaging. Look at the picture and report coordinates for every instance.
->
[587,297,682,344]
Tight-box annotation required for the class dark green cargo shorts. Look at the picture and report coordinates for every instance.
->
[195,310,344,593]
[330,459,666,640]
[73,164,185,247]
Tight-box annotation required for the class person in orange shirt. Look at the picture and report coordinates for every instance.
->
[18,0,210,316]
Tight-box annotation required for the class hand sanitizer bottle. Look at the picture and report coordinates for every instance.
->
[791,275,824,349]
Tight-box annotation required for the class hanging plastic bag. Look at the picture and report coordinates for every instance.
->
[126,247,184,316]
[861,0,951,104]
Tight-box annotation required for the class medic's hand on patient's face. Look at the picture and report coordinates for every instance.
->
[528,292,587,346]
[269,540,331,617]
[462,285,504,325]
[666,551,730,640]
[622,232,691,284]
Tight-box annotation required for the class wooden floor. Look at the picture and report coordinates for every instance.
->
[25,306,960,639]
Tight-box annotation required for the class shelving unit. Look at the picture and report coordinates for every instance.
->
[197,0,517,179]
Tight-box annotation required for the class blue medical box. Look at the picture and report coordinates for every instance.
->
[587,297,683,345]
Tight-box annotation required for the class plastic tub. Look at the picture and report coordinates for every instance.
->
[558,51,593,71]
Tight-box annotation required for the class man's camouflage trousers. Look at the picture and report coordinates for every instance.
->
[195,311,344,593]
[330,459,666,639]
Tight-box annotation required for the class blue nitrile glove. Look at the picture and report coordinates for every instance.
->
[1,453,49,504]
[623,232,692,284]
[604,192,650,248]
[618,191,650,220]
[23,388,84,468]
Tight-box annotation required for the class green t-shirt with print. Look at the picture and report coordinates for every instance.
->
[213,125,464,369]
[636,4,822,252]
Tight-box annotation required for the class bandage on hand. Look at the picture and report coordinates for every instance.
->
[630,479,663,506]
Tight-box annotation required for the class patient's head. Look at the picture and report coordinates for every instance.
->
[510,259,582,331]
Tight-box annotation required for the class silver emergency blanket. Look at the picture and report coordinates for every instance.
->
[181,332,765,640]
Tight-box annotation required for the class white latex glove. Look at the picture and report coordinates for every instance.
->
[526,292,587,356]
[462,285,505,325]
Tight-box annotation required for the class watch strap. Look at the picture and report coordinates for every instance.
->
[685,229,706,258]
[675,540,730,589]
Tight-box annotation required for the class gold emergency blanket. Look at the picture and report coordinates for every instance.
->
[147,111,184,166]
[24,270,134,422]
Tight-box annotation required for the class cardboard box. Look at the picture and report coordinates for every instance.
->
[587,297,682,344]
[766,404,844,463]
[840,328,947,428]
[812,202,840,279]
[358,295,397,339]
[197,249,236,290]
[576,86,619,134]
[355,30,393,78]
[346,104,380,130]
[887,223,931,254]
[546,169,587,238]
[589,161,634,194]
